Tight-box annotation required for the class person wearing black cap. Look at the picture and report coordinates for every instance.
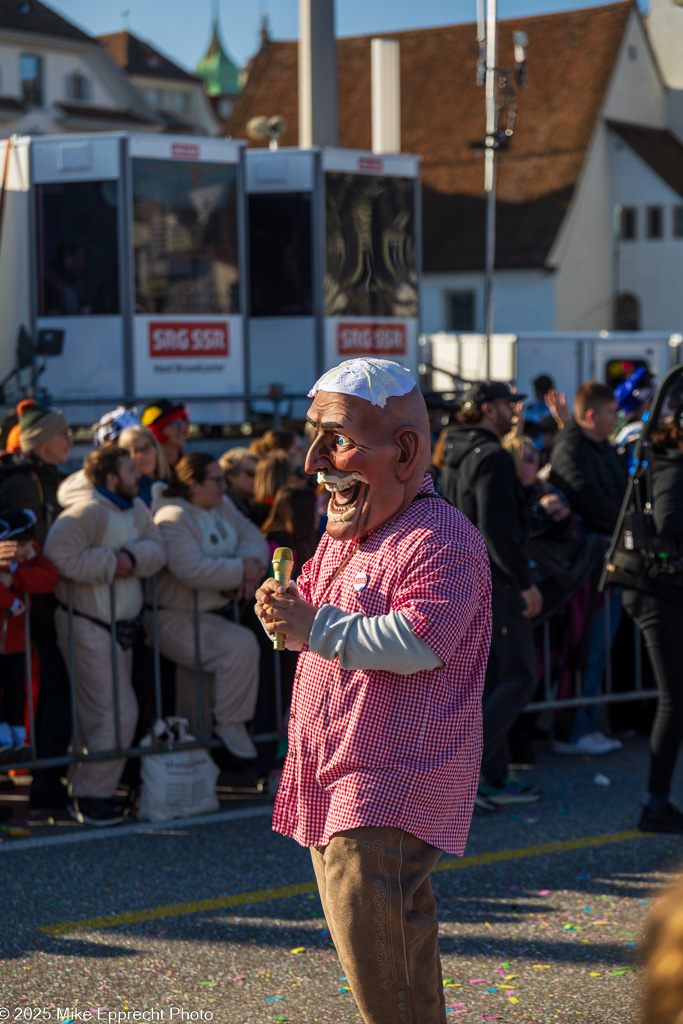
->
[441,381,542,807]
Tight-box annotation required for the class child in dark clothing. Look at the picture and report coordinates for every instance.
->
[0,508,59,762]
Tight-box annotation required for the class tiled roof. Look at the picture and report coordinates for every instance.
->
[608,120,683,199]
[99,30,199,83]
[0,0,92,43]
[56,102,156,125]
[227,2,634,270]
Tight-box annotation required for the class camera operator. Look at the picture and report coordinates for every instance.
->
[623,395,683,834]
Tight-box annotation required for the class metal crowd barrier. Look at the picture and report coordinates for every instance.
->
[1,576,284,774]
[1,581,657,775]
[525,591,657,711]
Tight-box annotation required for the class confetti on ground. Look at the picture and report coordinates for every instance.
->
[289,947,305,954]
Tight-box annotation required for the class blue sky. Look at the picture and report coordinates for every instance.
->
[49,0,648,73]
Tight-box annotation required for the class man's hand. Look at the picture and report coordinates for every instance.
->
[539,492,570,521]
[115,551,134,578]
[521,584,543,619]
[545,389,571,427]
[237,557,265,602]
[255,577,318,645]
[0,540,19,569]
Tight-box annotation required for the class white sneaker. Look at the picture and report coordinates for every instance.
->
[587,731,622,752]
[215,722,258,760]
[553,732,620,756]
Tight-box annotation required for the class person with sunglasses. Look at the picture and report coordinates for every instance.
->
[218,447,258,520]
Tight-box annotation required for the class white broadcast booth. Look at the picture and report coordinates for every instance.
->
[245,146,421,416]
[0,132,247,425]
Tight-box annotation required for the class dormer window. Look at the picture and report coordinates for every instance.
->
[66,71,89,102]
[20,54,42,106]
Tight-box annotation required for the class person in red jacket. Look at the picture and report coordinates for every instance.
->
[0,507,59,762]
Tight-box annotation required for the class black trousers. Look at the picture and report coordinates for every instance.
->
[623,589,683,797]
[481,582,537,784]
[30,610,72,793]
[0,652,25,726]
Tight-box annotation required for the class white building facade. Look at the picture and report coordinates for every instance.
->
[422,0,683,335]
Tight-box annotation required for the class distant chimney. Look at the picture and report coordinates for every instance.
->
[371,38,401,154]
[298,0,338,148]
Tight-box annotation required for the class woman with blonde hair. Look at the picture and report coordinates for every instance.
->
[251,450,294,527]
[118,424,169,507]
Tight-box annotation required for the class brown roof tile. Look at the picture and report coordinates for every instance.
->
[99,29,199,83]
[227,2,634,269]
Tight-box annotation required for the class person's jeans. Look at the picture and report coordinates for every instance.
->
[623,590,683,797]
[570,588,622,741]
[481,582,537,784]
[311,826,446,1024]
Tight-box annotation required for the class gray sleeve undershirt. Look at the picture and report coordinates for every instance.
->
[308,604,443,675]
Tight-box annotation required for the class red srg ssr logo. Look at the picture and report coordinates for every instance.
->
[149,323,229,358]
[337,323,407,356]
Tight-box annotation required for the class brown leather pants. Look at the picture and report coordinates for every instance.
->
[311,826,447,1024]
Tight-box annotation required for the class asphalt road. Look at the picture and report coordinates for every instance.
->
[1,734,682,1024]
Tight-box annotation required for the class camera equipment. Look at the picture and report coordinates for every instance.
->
[601,363,683,592]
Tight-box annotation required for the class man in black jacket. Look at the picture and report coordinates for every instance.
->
[442,382,542,806]
[549,381,627,756]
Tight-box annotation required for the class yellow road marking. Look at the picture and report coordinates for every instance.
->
[38,828,647,937]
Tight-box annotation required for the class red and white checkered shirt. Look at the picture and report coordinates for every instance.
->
[272,474,492,856]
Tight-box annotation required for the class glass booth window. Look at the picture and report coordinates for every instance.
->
[248,192,313,317]
[36,180,120,317]
[325,172,418,318]
[132,159,239,315]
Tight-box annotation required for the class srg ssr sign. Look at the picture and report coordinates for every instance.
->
[149,323,229,358]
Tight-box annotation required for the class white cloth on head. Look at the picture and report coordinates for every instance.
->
[308,358,416,408]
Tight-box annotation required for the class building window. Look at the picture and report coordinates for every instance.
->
[173,92,189,113]
[66,71,88,102]
[146,88,161,107]
[20,54,43,106]
[218,98,233,119]
[647,205,663,239]
[620,206,636,241]
[674,205,683,239]
[445,291,475,331]
[615,293,641,331]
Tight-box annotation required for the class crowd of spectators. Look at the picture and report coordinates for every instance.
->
[0,363,680,834]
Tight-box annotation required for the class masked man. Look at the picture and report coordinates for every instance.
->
[255,359,492,1024]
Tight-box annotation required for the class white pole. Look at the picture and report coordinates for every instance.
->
[371,38,401,154]
[483,0,497,379]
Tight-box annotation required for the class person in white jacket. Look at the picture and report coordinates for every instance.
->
[152,453,269,761]
[44,446,166,827]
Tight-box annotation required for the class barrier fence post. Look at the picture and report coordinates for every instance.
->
[604,589,613,695]
[66,579,81,753]
[634,622,643,691]
[109,583,122,752]
[150,574,163,722]
[542,620,552,701]
[23,591,36,758]
[192,590,205,741]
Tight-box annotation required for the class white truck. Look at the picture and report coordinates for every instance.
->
[419,331,683,399]
[0,132,421,427]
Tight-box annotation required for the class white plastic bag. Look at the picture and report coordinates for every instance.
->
[137,716,220,822]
